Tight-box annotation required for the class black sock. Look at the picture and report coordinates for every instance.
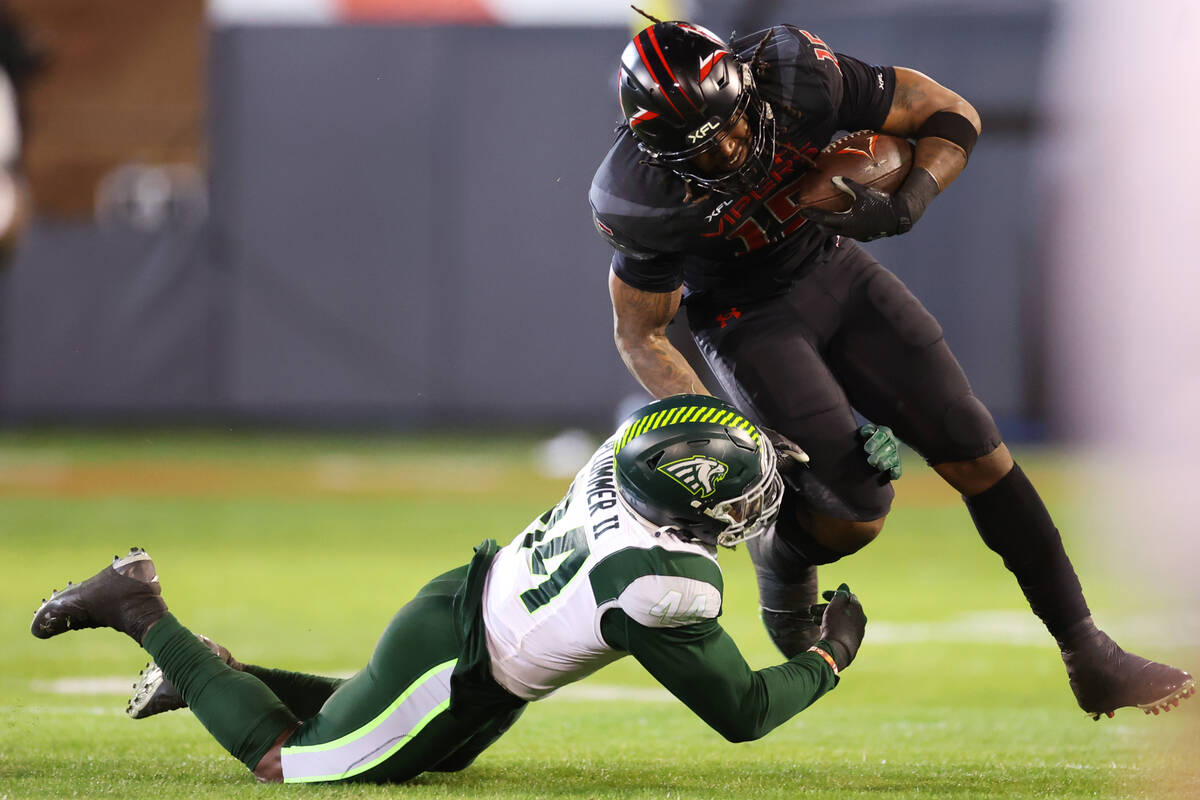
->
[963,463,1090,642]
[142,614,299,770]
[241,665,343,720]
[747,521,824,658]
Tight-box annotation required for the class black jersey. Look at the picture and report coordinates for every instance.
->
[589,26,896,305]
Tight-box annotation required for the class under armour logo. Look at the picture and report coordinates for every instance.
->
[658,456,728,498]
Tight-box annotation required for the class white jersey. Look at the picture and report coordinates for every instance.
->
[482,437,724,701]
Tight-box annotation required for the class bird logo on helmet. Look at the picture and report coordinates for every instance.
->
[613,394,783,548]
[617,18,777,195]
[658,456,728,498]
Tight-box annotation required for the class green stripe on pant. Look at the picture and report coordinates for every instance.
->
[277,563,525,783]
[281,659,457,782]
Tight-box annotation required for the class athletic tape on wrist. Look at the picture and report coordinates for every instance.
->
[914,110,978,158]
[807,644,840,675]
[894,167,940,232]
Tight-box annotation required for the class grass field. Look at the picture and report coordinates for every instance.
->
[0,431,1196,799]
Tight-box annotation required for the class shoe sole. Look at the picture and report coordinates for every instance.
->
[127,633,228,719]
[127,662,168,719]
[30,547,156,639]
[1087,676,1197,720]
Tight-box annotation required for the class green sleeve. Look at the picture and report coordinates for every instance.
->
[600,609,839,743]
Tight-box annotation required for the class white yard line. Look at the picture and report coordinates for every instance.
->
[0,705,124,716]
[28,611,1195,700]
[31,677,135,695]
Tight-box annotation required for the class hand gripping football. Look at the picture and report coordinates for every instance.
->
[795,131,914,212]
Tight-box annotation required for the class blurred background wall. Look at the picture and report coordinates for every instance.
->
[0,0,1055,433]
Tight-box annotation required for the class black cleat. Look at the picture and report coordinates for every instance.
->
[1061,621,1195,720]
[127,634,240,719]
[31,547,167,643]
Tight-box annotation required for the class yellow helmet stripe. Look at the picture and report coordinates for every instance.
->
[616,402,763,452]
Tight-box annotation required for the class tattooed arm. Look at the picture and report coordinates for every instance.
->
[880,67,981,192]
[801,66,982,241]
[608,268,711,399]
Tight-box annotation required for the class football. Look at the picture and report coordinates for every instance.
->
[795,131,914,212]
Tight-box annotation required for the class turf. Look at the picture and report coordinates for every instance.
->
[0,431,1196,799]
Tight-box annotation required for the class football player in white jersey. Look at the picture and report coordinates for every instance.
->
[31,394,868,784]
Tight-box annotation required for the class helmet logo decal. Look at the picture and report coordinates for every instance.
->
[687,119,722,143]
[697,50,728,82]
[629,108,660,127]
[658,456,729,498]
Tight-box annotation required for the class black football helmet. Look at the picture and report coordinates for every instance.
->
[618,21,775,194]
[613,394,783,548]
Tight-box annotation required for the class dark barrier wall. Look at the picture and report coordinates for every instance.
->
[0,10,1052,431]
[206,25,635,427]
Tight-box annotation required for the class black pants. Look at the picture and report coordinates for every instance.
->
[688,239,1002,522]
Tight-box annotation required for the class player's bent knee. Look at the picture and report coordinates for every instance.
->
[252,725,300,783]
[770,488,889,567]
[933,443,1014,497]
[809,512,885,556]
[252,746,284,783]
[942,394,1001,453]
[716,718,766,744]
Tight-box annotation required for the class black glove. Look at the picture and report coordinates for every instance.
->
[761,426,810,490]
[800,168,940,242]
[808,583,867,671]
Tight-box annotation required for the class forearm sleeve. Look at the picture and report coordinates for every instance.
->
[603,611,838,742]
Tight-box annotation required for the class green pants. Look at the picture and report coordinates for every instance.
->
[278,565,526,783]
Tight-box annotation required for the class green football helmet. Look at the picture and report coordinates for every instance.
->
[613,394,783,548]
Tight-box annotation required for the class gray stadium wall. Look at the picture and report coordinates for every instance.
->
[0,9,1053,433]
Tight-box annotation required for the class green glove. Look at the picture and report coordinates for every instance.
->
[859,423,901,481]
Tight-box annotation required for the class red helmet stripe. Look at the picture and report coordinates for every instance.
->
[633,32,684,121]
[630,109,660,126]
[646,25,700,111]
[698,50,728,82]
[677,23,727,47]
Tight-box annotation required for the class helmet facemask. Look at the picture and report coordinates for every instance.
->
[703,435,783,547]
[643,67,777,196]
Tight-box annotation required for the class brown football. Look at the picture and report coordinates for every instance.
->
[795,131,914,212]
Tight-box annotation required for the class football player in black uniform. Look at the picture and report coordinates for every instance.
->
[589,14,1194,719]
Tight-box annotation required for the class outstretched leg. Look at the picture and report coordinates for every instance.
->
[31,548,301,775]
[815,245,1194,718]
[129,635,344,720]
[944,446,1195,718]
[32,548,526,783]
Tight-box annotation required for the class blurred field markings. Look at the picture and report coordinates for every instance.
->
[0,450,1070,503]
[312,455,506,493]
[0,436,1078,505]
[0,453,69,486]
[0,705,125,717]
[27,677,677,703]
[0,453,559,498]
